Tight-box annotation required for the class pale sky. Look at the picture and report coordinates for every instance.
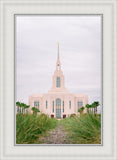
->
[16,15,102,112]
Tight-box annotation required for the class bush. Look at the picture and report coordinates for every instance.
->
[61,113,101,144]
[16,114,58,144]
[70,114,76,118]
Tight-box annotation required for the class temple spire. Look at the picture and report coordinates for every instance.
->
[58,42,59,59]
[56,42,61,70]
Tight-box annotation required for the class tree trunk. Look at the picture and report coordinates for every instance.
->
[17,106,19,113]
[96,106,97,117]
[92,108,93,114]
[94,108,95,115]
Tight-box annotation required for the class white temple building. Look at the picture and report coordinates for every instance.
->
[29,44,88,119]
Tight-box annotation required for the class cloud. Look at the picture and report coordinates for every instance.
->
[16,15,102,112]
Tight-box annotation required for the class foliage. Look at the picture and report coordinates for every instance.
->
[16,114,58,144]
[78,106,85,115]
[70,114,76,118]
[31,107,40,115]
[86,104,91,113]
[91,101,99,115]
[16,101,21,113]
[16,101,30,114]
[16,101,21,107]
[85,101,100,115]
[60,113,101,144]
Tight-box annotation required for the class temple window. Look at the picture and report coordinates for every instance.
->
[46,101,48,109]
[56,98,61,106]
[69,101,71,109]
[34,101,39,109]
[56,77,61,88]
[52,101,54,112]
[77,101,83,107]
[77,101,83,111]
[63,101,64,112]
[63,101,64,107]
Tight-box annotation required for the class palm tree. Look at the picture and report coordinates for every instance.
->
[16,101,21,114]
[25,105,30,114]
[31,107,40,115]
[22,103,28,114]
[86,104,90,113]
[23,103,27,114]
[16,102,30,114]
[87,104,92,114]
[91,101,99,116]
[94,101,99,117]
[91,102,96,114]
[20,103,25,114]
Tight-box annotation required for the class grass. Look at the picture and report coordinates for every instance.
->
[16,113,101,144]
[60,114,101,144]
[16,113,58,144]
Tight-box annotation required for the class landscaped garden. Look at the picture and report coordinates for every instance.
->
[60,113,101,144]
[16,113,58,144]
[16,101,101,144]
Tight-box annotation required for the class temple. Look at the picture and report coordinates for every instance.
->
[29,44,88,118]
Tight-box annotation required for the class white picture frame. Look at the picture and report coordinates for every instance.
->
[0,0,117,160]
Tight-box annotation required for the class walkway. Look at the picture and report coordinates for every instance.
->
[40,123,70,144]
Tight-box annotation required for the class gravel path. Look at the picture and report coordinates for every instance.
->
[40,123,70,144]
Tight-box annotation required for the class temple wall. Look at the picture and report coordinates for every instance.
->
[29,93,88,118]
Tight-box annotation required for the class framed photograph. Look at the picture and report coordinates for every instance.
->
[15,14,102,145]
[0,0,117,159]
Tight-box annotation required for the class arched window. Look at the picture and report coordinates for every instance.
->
[56,99,61,119]
[56,98,61,106]
[34,101,39,109]
[56,77,61,88]
[52,101,54,112]
[77,101,83,107]
[34,101,39,106]
[69,101,71,109]
[46,101,48,109]
[77,101,83,111]
[63,101,64,112]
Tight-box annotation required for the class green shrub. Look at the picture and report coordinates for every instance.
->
[16,114,58,144]
[31,107,40,115]
[70,114,76,118]
[61,114,101,144]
